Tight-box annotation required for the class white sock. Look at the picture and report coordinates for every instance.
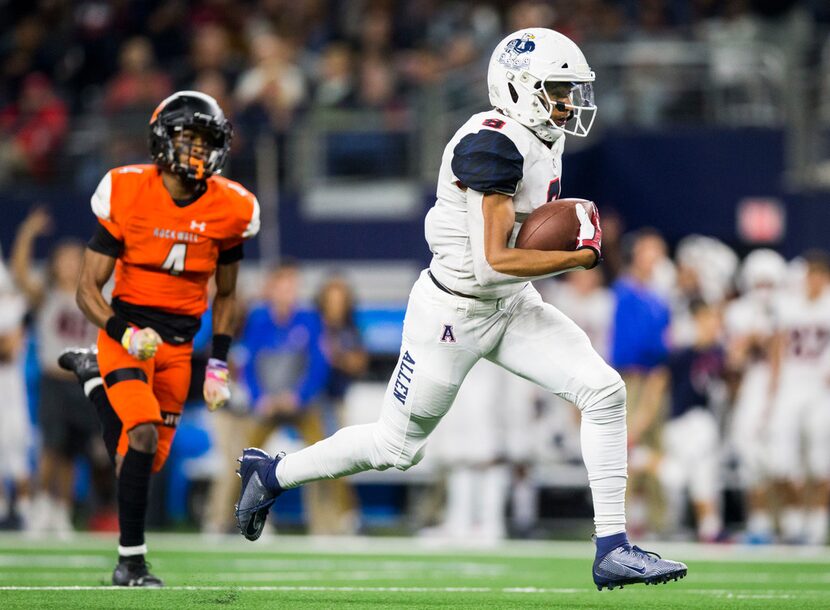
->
[661,485,685,535]
[698,512,722,542]
[580,388,627,537]
[780,507,805,542]
[747,510,773,537]
[510,474,537,532]
[479,464,509,541]
[444,466,475,538]
[806,508,828,546]
[52,501,73,533]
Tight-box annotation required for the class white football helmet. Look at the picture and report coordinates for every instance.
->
[739,248,787,293]
[487,28,596,141]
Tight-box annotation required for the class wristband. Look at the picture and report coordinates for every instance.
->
[105,316,131,344]
[212,334,232,361]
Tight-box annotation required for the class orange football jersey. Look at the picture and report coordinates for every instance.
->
[91,164,259,317]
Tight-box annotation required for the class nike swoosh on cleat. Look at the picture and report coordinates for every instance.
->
[610,560,647,574]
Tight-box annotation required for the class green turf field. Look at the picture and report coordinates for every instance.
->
[0,533,827,609]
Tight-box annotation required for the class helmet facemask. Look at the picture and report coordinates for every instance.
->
[532,78,596,139]
[166,122,229,181]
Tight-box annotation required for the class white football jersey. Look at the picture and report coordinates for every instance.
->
[774,290,830,377]
[426,110,565,299]
[724,291,779,364]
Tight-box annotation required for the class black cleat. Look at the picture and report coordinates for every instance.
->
[58,346,100,384]
[112,557,163,587]
[235,448,285,541]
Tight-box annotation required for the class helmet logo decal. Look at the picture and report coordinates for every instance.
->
[498,33,536,70]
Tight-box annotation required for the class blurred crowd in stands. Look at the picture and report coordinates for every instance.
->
[2,0,830,186]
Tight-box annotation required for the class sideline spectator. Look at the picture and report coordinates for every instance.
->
[611,229,672,536]
[239,260,352,534]
[314,274,366,534]
[650,300,727,542]
[0,252,31,530]
[10,207,114,534]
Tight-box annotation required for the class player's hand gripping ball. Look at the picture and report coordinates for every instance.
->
[515,198,602,268]
[121,326,163,360]
[204,358,231,411]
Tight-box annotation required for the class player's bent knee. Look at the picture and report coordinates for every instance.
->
[127,422,158,453]
[581,385,627,422]
[368,423,427,472]
[393,445,426,472]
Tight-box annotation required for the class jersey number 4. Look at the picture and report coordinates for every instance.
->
[161,243,187,276]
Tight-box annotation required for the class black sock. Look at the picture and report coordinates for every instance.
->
[89,386,122,463]
[118,554,145,564]
[117,448,154,548]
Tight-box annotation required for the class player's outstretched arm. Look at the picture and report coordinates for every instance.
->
[481,193,596,279]
[204,260,239,411]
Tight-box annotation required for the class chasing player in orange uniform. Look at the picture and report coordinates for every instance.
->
[59,91,259,586]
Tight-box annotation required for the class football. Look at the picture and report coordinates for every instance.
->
[514,198,592,251]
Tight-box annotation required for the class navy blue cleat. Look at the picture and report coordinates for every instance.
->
[593,538,687,591]
[234,448,285,541]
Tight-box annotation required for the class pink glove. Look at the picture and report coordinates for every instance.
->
[204,358,231,411]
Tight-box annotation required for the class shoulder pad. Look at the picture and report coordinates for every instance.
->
[451,129,523,196]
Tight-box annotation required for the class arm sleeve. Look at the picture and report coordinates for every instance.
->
[295,315,331,406]
[451,130,524,195]
[87,223,124,257]
[218,243,244,265]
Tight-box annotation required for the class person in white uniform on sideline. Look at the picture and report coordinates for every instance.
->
[725,248,786,543]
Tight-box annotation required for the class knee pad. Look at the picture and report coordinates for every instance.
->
[128,423,159,454]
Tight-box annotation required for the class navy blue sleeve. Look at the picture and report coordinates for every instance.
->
[451,130,524,196]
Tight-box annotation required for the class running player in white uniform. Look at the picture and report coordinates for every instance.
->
[236,28,686,589]
[767,250,830,544]
[725,249,786,543]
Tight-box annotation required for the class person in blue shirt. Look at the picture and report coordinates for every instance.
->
[238,259,354,534]
[610,229,671,538]
[238,262,329,418]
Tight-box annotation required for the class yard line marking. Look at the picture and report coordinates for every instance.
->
[0,586,826,596]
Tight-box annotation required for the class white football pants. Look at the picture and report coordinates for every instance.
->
[277,270,628,536]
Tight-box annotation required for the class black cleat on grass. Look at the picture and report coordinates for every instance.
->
[234,447,285,541]
[58,346,100,384]
[112,558,163,587]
